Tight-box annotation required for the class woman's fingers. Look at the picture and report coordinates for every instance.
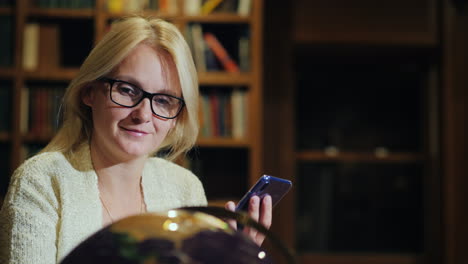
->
[255,195,272,245]
[244,196,260,242]
[224,201,237,230]
[225,196,273,246]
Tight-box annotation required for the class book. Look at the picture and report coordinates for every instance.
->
[200,93,212,137]
[23,23,40,71]
[200,0,223,15]
[190,24,207,72]
[106,0,124,12]
[209,92,220,137]
[237,0,251,16]
[159,0,178,14]
[20,87,30,133]
[204,42,221,71]
[238,35,250,72]
[184,0,201,15]
[39,24,61,71]
[231,89,246,139]
[203,32,240,73]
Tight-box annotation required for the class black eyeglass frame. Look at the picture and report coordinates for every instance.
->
[98,77,185,120]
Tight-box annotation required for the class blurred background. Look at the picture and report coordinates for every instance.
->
[0,0,466,264]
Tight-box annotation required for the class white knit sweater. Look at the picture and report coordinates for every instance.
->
[0,144,207,264]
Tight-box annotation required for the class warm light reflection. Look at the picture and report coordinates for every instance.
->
[168,222,179,231]
[167,210,177,218]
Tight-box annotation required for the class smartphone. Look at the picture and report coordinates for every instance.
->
[235,175,292,212]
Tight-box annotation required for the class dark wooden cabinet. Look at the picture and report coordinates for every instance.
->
[264,0,467,263]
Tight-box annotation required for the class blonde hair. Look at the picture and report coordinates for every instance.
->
[42,16,199,161]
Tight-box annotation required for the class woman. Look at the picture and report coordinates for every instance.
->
[0,16,271,264]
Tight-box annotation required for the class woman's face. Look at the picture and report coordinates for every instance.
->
[83,44,181,162]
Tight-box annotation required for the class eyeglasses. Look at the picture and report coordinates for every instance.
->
[98,77,185,119]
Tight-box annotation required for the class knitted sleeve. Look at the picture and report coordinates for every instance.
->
[0,157,59,264]
[184,171,208,207]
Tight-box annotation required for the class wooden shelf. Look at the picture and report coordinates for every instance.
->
[0,132,10,142]
[299,254,422,264]
[24,68,79,81]
[198,72,251,86]
[27,8,94,18]
[296,150,425,163]
[183,13,251,23]
[294,32,437,47]
[0,7,12,15]
[197,137,249,148]
[104,11,174,21]
[0,68,14,78]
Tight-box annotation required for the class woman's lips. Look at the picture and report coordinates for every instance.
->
[121,127,149,136]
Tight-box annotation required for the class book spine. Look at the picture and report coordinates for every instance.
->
[203,32,240,73]
[23,23,40,71]
[237,0,251,16]
[184,0,200,15]
[190,24,207,72]
[200,0,223,15]
[20,87,30,134]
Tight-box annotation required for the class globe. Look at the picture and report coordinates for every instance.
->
[61,209,272,264]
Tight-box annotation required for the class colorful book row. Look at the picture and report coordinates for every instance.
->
[106,0,177,13]
[184,0,252,16]
[199,89,247,139]
[186,24,249,73]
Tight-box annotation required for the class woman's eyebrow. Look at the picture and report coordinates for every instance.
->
[114,75,180,96]
[154,88,180,97]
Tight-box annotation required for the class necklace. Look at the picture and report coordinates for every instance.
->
[99,179,145,224]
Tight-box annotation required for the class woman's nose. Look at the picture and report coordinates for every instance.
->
[130,98,152,123]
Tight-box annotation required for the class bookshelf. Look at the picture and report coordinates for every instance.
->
[0,0,264,209]
[261,0,467,264]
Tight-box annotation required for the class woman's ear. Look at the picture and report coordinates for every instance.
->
[81,84,95,107]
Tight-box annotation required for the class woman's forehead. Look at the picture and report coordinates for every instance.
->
[112,44,181,95]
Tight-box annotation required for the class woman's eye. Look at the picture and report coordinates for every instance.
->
[154,95,176,106]
[154,97,170,105]
[117,85,137,96]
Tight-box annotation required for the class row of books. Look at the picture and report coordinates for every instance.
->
[21,86,65,135]
[105,0,251,15]
[185,0,252,16]
[35,0,95,8]
[107,0,177,13]
[0,16,13,67]
[186,24,249,73]
[0,86,11,132]
[18,85,247,140]
[199,89,247,139]
[23,23,61,71]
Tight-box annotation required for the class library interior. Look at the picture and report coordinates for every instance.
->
[0,0,467,264]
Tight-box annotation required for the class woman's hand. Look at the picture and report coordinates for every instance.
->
[225,195,272,246]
